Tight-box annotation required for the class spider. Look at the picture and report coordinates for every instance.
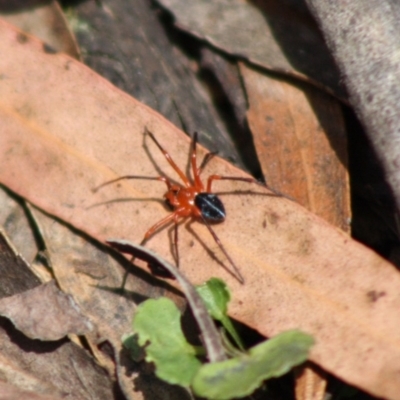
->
[98,128,267,284]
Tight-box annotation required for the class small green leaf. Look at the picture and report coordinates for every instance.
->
[196,278,230,320]
[133,297,202,387]
[196,278,244,350]
[192,330,314,399]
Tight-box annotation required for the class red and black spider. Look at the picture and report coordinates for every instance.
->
[98,128,267,284]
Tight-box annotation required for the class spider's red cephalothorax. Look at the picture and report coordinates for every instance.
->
[98,128,263,284]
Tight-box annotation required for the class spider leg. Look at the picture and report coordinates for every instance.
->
[189,132,204,190]
[93,175,174,192]
[141,211,178,243]
[207,175,290,201]
[200,214,245,284]
[119,212,180,290]
[145,128,191,187]
[197,151,218,176]
[172,214,180,267]
[206,175,262,193]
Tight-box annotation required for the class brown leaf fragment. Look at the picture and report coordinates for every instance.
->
[295,363,327,400]
[0,1,80,59]
[157,0,345,99]
[0,229,41,298]
[0,381,63,400]
[241,63,350,231]
[0,351,59,400]
[0,188,39,265]
[0,318,114,400]
[0,281,93,341]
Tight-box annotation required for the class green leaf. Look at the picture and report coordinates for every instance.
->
[196,278,244,350]
[192,330,314,399]
[196,278,229,318]
[196,278,230,320]
[133,297,202,387]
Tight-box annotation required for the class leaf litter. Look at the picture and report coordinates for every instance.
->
[0,230,115,400]
[0,280,93,341]
[0,18,400,399]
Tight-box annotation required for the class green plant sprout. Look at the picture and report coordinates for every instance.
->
[124,278,313,399]
[196,278,245,352]
[110,240,314,399]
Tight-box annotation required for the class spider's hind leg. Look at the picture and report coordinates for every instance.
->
[200,214,245,284]
[171,214,180,267]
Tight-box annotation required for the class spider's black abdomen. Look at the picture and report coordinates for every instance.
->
[194,193,226,222]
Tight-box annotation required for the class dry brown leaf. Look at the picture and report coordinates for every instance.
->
[1,19,400,399]
[157,0,345,99]
[241,62,345,400]
[0,188,39,264]
[0,229,115,400]
[295,363,327,400]
[0,281,94,340]
[0,320,114,400]
[0,233,114,399]
[0,1,80,59]
[242,63,350,231]
[0,381,64,400]
[29,207,188,400]
[0,229,41,297]
[240,63,345,400]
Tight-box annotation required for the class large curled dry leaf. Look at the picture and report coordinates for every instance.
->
[1,20,400,399]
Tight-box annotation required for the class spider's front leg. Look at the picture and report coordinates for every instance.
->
[119,209,182,290]
[206,175,261,193]
[141,206,189,268]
